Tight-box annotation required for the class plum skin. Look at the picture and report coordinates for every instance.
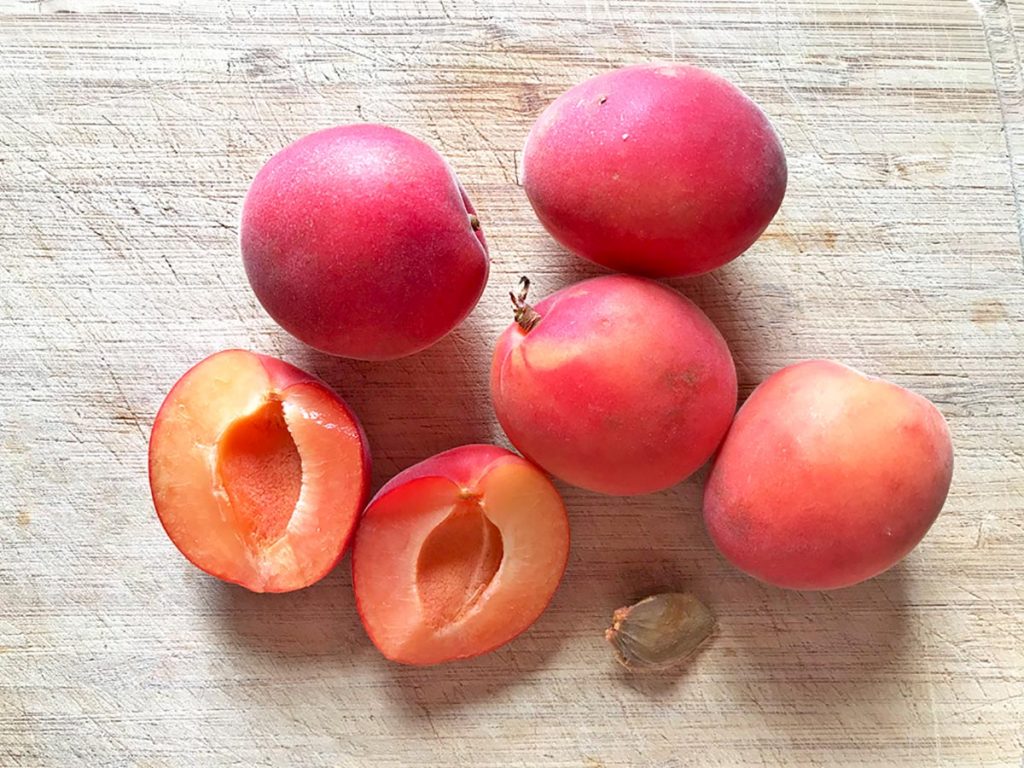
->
[241,124,489,361]
[491,275,738,496]
[703,360,954,590]
[523,63,787,277]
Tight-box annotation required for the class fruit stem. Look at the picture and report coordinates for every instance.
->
[469,214,480,231]
[510,276,542,332]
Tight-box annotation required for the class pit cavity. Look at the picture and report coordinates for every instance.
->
[415,496,504,628]
[216,396,301,547]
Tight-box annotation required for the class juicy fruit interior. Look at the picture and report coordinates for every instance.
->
[354,460,569,665]
[216,397,302,547]
[150,350,366,592]
[416,496,504,629]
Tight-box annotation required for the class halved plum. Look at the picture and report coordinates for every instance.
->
[352,445,570,665]
[148,349,370,592]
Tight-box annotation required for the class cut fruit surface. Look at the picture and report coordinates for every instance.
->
[352,445,570,665]
[148,350,370,592]
[216,397,302,546]
[416,498,504,629]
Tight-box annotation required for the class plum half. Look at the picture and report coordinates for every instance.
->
[352,445,570,665]
[148,350,370,592]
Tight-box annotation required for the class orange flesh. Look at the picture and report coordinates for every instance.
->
[353,460,570,665]
[216,397,301,547]
[149,350,368,592]
[416,497,504,628]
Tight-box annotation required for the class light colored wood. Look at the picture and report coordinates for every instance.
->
[1,1,1022,765]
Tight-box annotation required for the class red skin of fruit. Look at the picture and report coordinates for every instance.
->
[703,360,954,590]
[352,445,570,665]
[522,63,787,277]
[241,124,489,360]
[491,275,738,495]
[148,350,371,593]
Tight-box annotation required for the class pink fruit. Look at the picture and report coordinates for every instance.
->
[241,124,489,360]
[703,360,954,590]
[491,275,737,495]
[523,63,786,277]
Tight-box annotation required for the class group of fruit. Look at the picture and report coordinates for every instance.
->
[149,64,954,667]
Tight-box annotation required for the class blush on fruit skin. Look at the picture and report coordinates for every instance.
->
[522,63,787,278]
[148,350,371,593]
[241,124,489,361]
[703,360,954,591]
[352,445,570,666]
[491,275,738,496]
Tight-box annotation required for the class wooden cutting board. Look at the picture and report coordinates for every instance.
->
[2,1,1022,765]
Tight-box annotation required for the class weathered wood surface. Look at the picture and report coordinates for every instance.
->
[1,1,1022,765]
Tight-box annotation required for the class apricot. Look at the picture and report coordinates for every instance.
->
[352,445,569,665]
[491,275,737,495]
[522,63,787,277]
[148,350,370,592]
[241,124,489,360]
[703,360,954,590]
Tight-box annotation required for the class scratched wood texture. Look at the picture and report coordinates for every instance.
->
[2,0,1023,766]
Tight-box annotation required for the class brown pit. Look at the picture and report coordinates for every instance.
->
[605,592,715,671]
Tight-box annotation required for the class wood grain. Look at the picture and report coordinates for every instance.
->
[1,1,1022,765]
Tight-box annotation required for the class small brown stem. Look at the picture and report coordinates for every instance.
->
[510,276,542,332]
[469,214,480,231]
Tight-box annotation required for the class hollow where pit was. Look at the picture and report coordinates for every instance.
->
[415,494,504,629]
[216,396,302,549]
